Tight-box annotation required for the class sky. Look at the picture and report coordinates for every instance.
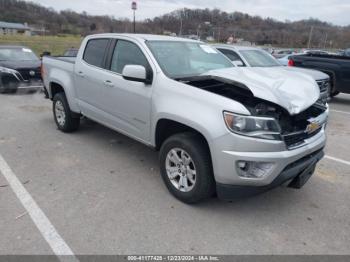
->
[25,0,350,26]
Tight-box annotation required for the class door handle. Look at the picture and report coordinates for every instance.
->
[77,71,85,78]
[103,80,114,88]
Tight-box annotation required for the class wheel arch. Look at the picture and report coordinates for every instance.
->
[154,118,212,154]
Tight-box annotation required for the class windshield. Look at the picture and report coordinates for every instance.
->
[146,41,233,78]
[240,50,281,67]
[0,48,39,61]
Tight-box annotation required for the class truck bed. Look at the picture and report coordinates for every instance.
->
[42,56,75,78]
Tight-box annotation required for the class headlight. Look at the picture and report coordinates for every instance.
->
[223,111,281,140]
[0,66,17,74]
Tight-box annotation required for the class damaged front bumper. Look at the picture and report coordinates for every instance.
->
[216,148,324,199]
[211,120,326,199]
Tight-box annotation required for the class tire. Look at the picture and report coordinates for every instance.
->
[159,132,215,204]
[53,92,80,132]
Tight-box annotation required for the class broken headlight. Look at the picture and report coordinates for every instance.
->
[223,111,281,140]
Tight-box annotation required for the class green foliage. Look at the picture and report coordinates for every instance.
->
[0,35,82,56]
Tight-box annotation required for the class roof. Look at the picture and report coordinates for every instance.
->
[212,44,260,51]
[0,21,30,30]
[88,33,201,43]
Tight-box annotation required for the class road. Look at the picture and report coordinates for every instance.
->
[0,92,349,256]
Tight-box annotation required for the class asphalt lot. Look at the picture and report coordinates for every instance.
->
[0,92,349,256]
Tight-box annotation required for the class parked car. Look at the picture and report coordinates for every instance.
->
[302,49,329,55]
[289,53,350,97]
[339,48,350,57]
[42,34,327,203]
[0,46,43,93]
[213,45,330,104]
[272,49,296,59]
[278,53,301,66]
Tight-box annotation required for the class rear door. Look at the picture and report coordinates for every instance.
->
[99,38,154,143]
[74,38,111,119]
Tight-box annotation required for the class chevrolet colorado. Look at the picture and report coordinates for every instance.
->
[42,34,327,203]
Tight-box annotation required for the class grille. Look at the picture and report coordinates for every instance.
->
[316,80,329,93]
[17,68,41,81]
[283,128,322,149]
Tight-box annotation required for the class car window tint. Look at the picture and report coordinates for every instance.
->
[218,49,242,62]
[83,39,109,68]
[111,40,149,74]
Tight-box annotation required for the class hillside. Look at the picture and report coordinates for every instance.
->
[0,0,349,48]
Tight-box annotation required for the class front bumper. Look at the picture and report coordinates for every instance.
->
[0,71,43,92]
[216,148,324,199]
[212,124,326,185]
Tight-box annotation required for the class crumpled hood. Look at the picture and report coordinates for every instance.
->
[203,67,320,115]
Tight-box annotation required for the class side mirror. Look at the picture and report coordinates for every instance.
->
[122,65,151,84]
[232,60,244,67]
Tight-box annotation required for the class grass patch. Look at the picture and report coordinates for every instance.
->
[0,35,82,56]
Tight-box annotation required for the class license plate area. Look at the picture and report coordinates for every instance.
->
[288,161,317,189]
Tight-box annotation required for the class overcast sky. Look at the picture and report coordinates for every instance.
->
[25,0,350,26]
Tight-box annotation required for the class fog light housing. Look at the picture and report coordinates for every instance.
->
[236,161,275,179]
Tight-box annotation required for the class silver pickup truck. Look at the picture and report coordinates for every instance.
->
[42,34,328,203]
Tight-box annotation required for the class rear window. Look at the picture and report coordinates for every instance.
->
[83,39,109,68]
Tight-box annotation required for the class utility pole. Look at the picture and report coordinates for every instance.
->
[132,1,137,33]
[179,8,184,36]
[324,33,328,49]
[307,26,314,49]
[196,24,201,40]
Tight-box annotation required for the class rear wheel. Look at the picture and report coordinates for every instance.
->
[159,133,215,204]
[53,93,80,132]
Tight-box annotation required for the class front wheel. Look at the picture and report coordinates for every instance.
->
[53,93,80,132]
[159,133,215,204]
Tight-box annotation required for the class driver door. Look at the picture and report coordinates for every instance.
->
[100,39,154,143]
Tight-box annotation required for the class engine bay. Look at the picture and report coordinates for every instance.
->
[179,75,327,139]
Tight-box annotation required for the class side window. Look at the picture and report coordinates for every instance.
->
[218,48,243,63]
[110,40,150,74]
[83,39,109,68]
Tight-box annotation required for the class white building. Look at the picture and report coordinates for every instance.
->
[0,21,31,36]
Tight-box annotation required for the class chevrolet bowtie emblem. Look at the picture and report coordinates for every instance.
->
[306,122,320,134]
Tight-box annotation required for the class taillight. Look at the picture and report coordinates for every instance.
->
[288,59,295,67]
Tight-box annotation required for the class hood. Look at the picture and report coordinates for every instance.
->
[0,60,41,70]
[277,66,329,81]
[203,67,320,115]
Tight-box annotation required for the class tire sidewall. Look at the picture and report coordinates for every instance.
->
[53,93,69,131]
[159,134,214,203]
